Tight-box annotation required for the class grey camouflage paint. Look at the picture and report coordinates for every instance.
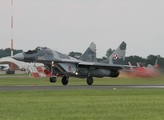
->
[100,41,126,65]
[80,42,97,62]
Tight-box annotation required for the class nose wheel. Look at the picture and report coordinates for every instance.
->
[86,76,93,85]
[50,77,57,83]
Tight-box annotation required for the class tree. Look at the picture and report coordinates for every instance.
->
[125,55,146,66]
[145,55,160,66]
[68,51,82,59]
[106,48,115,58]
[0,48,23,58]
[14,49,23,55]
[97,56,106,62]
[158,57,164,71]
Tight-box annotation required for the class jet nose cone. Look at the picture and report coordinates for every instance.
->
[12,53,24,61]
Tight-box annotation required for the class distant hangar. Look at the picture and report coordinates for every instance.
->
[0,56,44,70]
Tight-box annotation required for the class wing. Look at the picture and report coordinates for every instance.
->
[78,62,128,70]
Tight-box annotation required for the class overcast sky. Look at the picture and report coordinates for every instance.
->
[1,0,164,58]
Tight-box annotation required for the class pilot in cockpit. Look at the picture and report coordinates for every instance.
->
[35,46,47,51]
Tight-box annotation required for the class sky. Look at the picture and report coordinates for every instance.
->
[0,0,164,58]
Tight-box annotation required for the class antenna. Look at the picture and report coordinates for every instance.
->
[10,0,14,71]
[11,0,13,56]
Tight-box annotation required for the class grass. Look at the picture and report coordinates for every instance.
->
[0,89,164,120]
[0,75,164,119]
[0,74,164,86]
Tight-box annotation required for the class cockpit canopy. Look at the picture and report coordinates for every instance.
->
[25,46,48,54]
[35,46,48,51]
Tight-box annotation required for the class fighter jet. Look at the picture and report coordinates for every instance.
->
[0,64,9,71]
[12,41,127,85]
[43,42,97,77]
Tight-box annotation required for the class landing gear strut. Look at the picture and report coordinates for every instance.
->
[49,64,57,83]
[86,76,93,85]
[62,76,69,85]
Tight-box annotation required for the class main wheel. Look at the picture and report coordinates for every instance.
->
[62,76,69,85]
[49,77,57,83]
[86,76,93,85]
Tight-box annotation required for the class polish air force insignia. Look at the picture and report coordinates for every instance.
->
[114,54,118,60]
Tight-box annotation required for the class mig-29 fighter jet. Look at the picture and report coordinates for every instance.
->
[12,41,127,85]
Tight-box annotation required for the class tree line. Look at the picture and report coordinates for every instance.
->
[0,48,22,58]
[0,48,164,69]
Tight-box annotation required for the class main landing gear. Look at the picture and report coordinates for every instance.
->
[61,76,69,85]
[86,76,93,85]
[50,76,93,85]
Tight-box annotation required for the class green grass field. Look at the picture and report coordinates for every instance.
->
[1,89,164,120]
[0,75,164,120]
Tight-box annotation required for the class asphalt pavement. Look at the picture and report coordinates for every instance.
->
[0,85,164,91]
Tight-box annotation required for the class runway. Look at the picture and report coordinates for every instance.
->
[0,85,164,91]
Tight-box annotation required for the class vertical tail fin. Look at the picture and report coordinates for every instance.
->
[109,41,126,65]
[136,63,141,67]
[147,59,159,68]
[80,42,97,62]
[154,59,159,68]
[100,41,126,65]
[128,62,133,67]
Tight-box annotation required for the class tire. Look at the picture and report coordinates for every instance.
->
[62,77,69,85]
[49,77,57,83]
[86,76,93,85]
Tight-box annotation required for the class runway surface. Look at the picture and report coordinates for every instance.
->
[0,85,164,91]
